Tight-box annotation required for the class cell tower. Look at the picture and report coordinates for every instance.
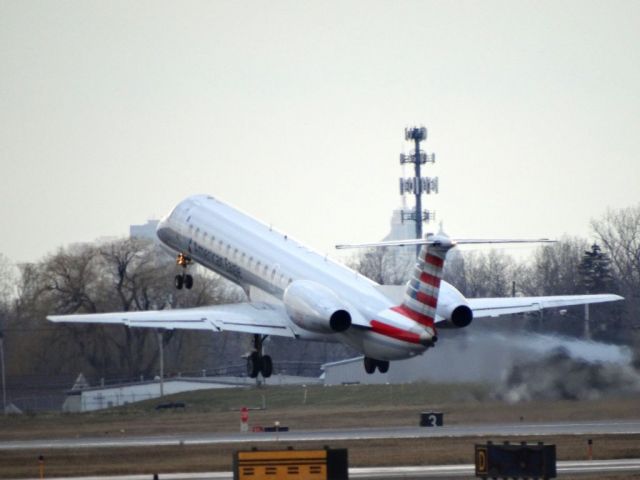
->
[399,126,438,255]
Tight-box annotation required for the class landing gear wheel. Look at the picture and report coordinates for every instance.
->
[247,334,273,379]
[174,275,184,290]
[364,357,376,374]
[247,352,260,378]
[184,274,193,290]
[261,355,273,378]
[363,357,389,374]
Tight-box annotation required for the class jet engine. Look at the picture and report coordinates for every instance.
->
[437,302,473,328]
[283,280,352,334]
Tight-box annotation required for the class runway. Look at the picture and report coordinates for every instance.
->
[1,419,639,451]
[8,459,640,480]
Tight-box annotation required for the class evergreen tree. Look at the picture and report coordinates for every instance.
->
[579,243,614,293]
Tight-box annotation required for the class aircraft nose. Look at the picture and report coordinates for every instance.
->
[156,213,172,243]
[157,214,168,229]
[156,216,167,234]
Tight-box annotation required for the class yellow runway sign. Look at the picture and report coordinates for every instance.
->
[233,447,348,480]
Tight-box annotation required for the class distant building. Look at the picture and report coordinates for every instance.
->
[380,208,418,284]
[62,374,321,412]
[130,220,159,241]
[383,208,416,243]
[63,377,236,412]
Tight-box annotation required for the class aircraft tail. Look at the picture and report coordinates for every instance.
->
[392,234,456,329]
[335,232,552,328]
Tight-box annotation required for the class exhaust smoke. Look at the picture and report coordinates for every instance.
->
[497,345,640,403]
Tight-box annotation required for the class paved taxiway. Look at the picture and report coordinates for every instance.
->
[1,419,639,451]
[9,459,640,479]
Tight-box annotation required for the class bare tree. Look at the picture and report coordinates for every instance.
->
[40,244,100,314]
[11,238,240,380]
[592,205,640,301]
[0,253,17,311]
[520,237,589,296]
[349,247,414,285]
[443,249,520,298]
[592,205,640,344]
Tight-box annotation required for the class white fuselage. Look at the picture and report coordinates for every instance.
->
[156,195,467,361]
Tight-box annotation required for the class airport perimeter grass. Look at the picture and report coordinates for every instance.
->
[1,383,639,478]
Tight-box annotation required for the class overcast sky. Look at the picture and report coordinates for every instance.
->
[1,0,639,264]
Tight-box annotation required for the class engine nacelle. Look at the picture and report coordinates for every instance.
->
[437,302,474,329]
[283,280,352,334]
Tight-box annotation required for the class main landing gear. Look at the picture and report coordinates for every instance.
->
[364,357,389,374]
[247,334,273,379]
[174,253,193,290]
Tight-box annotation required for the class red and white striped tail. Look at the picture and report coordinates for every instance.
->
[393,235,456,328]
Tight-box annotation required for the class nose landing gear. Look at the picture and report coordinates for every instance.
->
[175,253,193,290]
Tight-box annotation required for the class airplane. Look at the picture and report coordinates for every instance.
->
[48,194,623,377]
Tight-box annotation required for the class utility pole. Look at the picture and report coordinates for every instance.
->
[0,330,6,415]
[157,330,164,397]
[399,126,438,255]
[584,304,591,340]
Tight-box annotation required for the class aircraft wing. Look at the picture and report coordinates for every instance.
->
[47,302,296,338]
[467,294,624,318]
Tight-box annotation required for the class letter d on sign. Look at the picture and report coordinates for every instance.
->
[475,446,488,476]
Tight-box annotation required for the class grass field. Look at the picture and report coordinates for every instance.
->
[1,383,639,478]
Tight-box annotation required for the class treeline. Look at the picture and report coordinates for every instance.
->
[0,239,247,380]
[0,205,638,384]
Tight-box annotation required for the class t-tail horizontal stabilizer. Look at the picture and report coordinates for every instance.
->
[335,237,554,249]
